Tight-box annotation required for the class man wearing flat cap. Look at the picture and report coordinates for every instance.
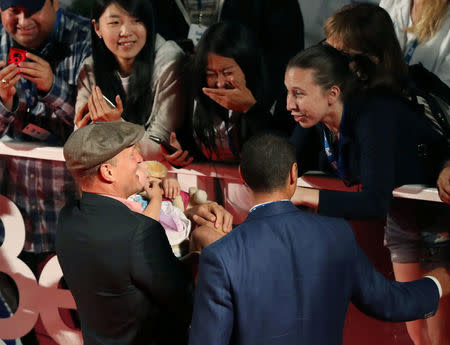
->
[57,121,193,345]
[0,0,91,274]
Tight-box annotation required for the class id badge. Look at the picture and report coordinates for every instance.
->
[188,24,208,46]
[22,123,51,141]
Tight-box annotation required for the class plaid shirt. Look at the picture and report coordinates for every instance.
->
[0,10,91,253]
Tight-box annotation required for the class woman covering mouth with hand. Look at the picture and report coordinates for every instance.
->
[75,0,186,160]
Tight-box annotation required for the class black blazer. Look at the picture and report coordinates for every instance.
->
[290,93,444,219]
[56,193,193,345]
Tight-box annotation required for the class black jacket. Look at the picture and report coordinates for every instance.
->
[290,93,444,219]
[56,193,193,345]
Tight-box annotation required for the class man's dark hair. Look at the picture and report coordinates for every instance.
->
[240,134,296,193]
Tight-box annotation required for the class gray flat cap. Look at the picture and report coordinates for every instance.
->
[64,121,145,173]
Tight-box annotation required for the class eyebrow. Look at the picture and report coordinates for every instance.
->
[206,65,234,72]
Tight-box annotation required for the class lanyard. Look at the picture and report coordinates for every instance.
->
[322,107,346,180]
[175,0,225,26]
[404,38,418,64]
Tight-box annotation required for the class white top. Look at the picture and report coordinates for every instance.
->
[380,0,450,86]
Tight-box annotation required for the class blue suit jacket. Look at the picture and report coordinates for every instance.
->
[189,201,439,345]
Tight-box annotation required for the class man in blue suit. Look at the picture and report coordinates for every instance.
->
[188,133,449,345]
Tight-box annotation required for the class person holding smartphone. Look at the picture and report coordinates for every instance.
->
[75,0,186,160]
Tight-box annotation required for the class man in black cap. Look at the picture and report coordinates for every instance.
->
[57,121,194,345]
[0,0,91,272]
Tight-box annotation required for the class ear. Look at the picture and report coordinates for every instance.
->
[238,165,248,187]
[327,85,341,106]
[289,162,298,186]
[92,19,101,38]
[99,163,116,183]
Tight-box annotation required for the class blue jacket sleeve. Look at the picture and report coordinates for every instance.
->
[189,246,234,345]
[350,232,440,321]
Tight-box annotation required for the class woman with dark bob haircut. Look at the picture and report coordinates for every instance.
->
[75,0,186,159]
[164,22,294,166]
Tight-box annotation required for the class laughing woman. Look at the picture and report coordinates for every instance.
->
[75,0,185,159]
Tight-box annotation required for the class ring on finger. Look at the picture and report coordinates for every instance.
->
[1,78,7,84]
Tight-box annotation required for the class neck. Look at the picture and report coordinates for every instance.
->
[251,190,291,207]
[116,58,135,77]
[82,184,130,199]
[322,101,343,134]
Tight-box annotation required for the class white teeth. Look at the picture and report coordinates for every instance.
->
[119,42,134,46]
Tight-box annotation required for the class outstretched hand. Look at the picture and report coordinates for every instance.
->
[202,77,256,112]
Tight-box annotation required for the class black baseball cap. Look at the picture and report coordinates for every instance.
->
[0,0,46,14]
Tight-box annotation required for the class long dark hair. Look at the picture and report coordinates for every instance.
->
[191,22,268,150]
[324,3,408,94]
[91,0,156,125]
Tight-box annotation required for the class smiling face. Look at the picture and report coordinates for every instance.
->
[284,67,333,128]
[110,145,144,197]
[0,0,57,49]
[93,3,147,73]
[205,53,246,89]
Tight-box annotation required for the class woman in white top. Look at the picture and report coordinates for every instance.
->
[75,0,185,159]
[380,0,450,86]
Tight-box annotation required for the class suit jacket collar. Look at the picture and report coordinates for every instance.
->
[246,200,298,221]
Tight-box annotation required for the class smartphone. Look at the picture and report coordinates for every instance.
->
[102,95,117,109]
[149,135,178,154]
[7,47,27,71]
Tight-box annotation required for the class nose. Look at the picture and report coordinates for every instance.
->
[286,94,296,111]
[17,11,26,25]
[216,74,226,88]
[119,23,131,36]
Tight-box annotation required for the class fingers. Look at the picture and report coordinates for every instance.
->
[438,188,450,204]
[25,52,44,64]
[163,178,181,199]
[222,211,233,232]
[229,77,243,90]
[0,64,20,84]
[162,147,194,167]
[169,131,182,150]
[203,90,224,107]
[192,214,211,227]
[87,94,99,120]
[202,87,230,97]
[437,167,450,204]
[115,95,123,113]
[74,103,91,128]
